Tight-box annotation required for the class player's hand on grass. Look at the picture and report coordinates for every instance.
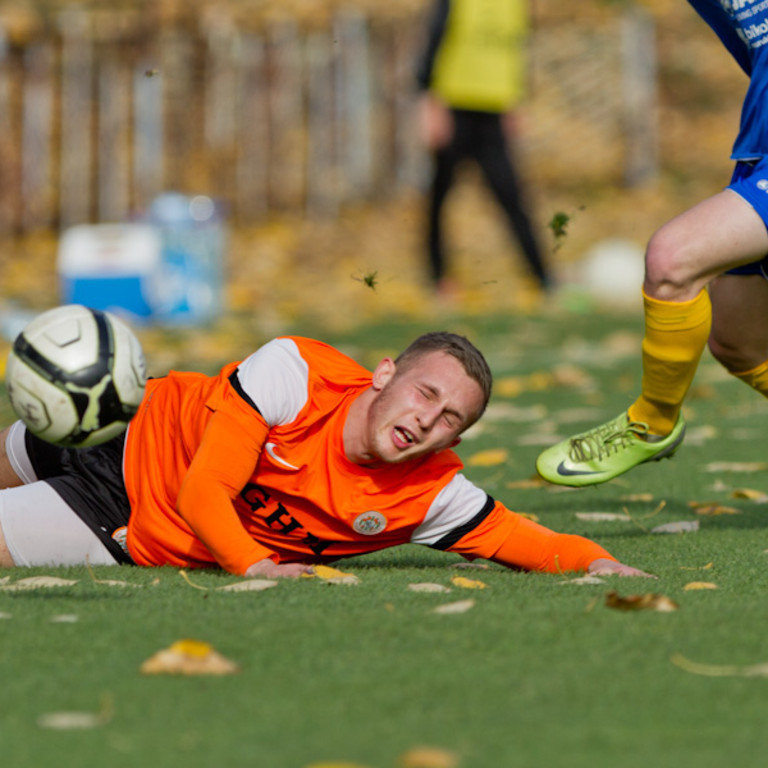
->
[588,558,656,579]
[244,559,313,579]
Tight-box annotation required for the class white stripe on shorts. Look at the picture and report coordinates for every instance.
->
[6,420,38,484]
[0,481,117,566]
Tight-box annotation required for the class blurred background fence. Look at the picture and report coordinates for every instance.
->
[0,0,657,236]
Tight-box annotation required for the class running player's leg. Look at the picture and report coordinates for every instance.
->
[624,189,763,435]
[709,272,768,394]
[537,186,768,486]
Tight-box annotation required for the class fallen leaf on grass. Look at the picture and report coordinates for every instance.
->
[39,712,103,730]
[688,501,741,516]
[683,582,718,590]
[526,371,555,390]
[684,424,717,445]
[697,505,740,516]
[408,583,451,593]
[50,614,79,623]
[179,570,280,592]
[552,366,596,393]
[0,576,78,591]
[731,488,768,503]
[140,639,240,676]
[0,612,12,619]
[90,576,143,588]
[451,576,487,590]
[432,599,475,615]
[651,520,700,534]
[504,477,547,490]
[451,562,489,571]
[466,448,508,467]
[399,746,460,768]
[85,559,142,587]
[38,695,114,730]
[308,565,360,585]
[493,376,525,398]
[704,461,768,473]
[605,590,679,612]
[561,575,605,586]
[680,562,714,571]
[671,653,768,678]
[575,512,630,522]
[178,569,209,590]
[216,579,278,592]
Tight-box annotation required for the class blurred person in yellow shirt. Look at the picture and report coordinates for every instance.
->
[415,0,550,295]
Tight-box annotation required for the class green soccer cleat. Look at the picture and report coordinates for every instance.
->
[536,411,686,487]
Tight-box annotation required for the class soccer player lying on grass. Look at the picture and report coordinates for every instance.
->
[537,0,768,487]
[0,332,650,578]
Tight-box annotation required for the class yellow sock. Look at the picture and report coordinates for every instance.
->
[627,288,711,435]
[732,359,768,398]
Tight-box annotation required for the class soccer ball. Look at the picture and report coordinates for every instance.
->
[581,238,645,310]
[5,304,147,447]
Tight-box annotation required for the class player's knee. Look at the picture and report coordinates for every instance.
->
[644,228,697,297]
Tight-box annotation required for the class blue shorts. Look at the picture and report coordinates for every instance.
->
[726,158,768,277]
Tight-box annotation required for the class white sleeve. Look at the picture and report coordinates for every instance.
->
[410,473,491,547]
[234,338,310,426]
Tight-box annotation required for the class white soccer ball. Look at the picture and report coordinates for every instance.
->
[581,238,646,310]
[5,304,147,447]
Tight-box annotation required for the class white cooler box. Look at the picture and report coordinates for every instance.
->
[57,224,162,322]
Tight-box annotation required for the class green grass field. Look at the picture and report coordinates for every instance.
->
[2,306,768,768]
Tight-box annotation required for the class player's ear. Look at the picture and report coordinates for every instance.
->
[372,357,396,390]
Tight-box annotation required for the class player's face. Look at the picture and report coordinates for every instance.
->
[365,351,485,464]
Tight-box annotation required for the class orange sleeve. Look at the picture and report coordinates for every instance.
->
[176,408,276,575]
[447,501,617,574]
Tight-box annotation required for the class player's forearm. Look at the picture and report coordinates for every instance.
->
[489,515,616,574]
[444,500,616,574]
[177,406,274,574]
[177,472,276,575]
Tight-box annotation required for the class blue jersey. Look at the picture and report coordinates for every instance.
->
[689,0,768,159]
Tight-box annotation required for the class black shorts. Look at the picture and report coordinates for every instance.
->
[25,429,134,564]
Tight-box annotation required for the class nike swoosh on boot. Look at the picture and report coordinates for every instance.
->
[556,461,602,477]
